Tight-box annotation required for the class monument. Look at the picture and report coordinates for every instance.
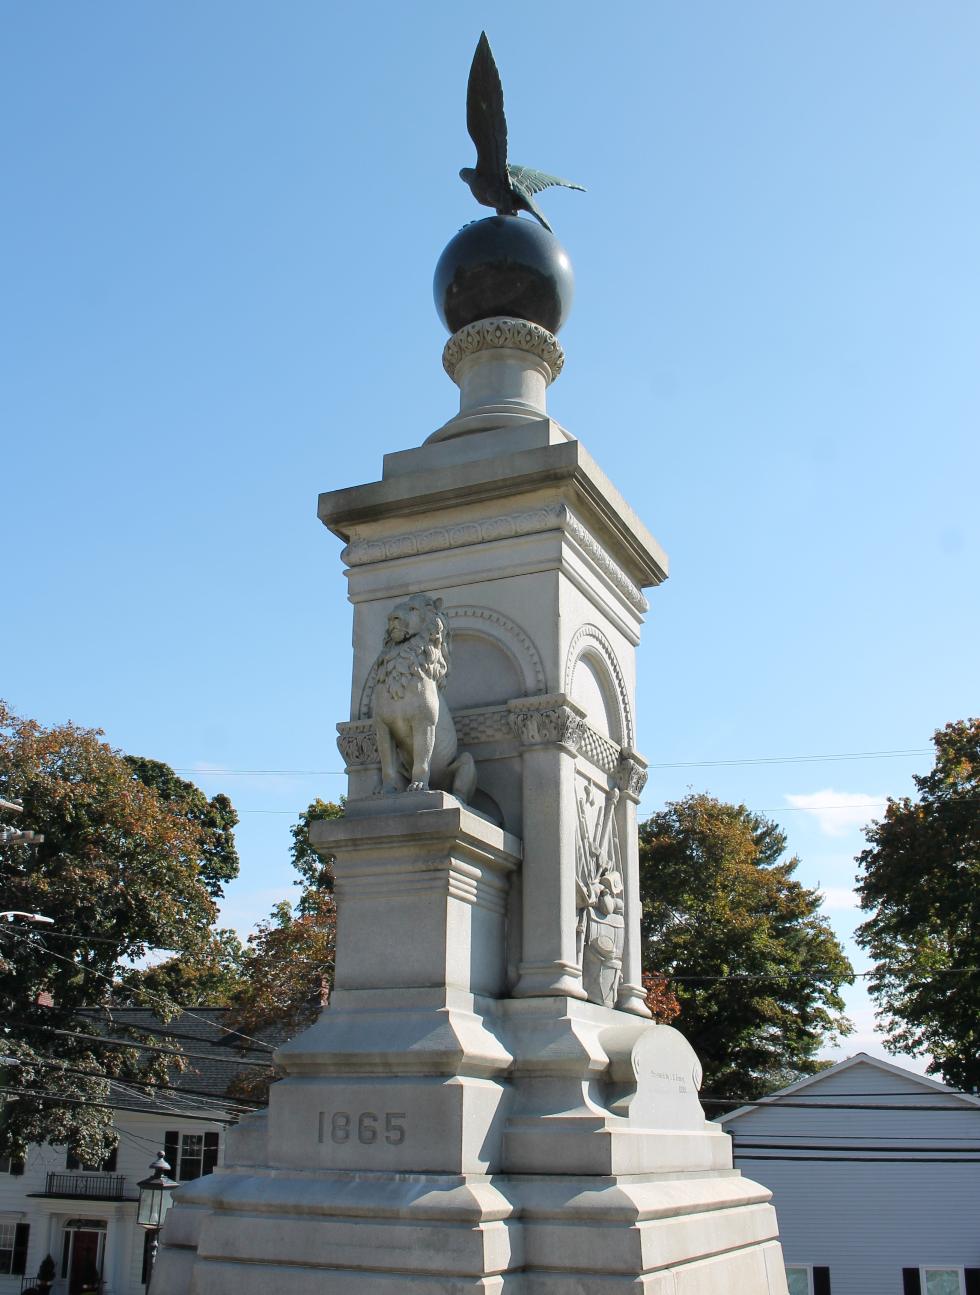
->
[152,34,788,1294]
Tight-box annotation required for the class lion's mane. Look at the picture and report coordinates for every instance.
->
[374,597,452,703]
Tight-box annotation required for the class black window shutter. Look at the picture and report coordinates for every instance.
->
[203,1131,219,1175]
[164,1130,180,1179]
[964,1270,980,1295]
[141,1231,152,1285]
[903,1271,922,1295]
[812,1268,831,1295]
[66,1149,80,1171]
[12,1223,29,1275]
[10,1155,24,1176]
[104,1145,118,1173]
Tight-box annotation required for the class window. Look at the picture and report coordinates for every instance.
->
[66,1146,117,1172]
[0,1154,24,1175]
[923,1272,964,1295]
[786,1267,832,1295]
[905,1270,980,1295]
[0,1221,29,1275]
[164,1130,219,1182]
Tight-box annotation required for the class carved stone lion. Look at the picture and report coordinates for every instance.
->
[371,593,477,802]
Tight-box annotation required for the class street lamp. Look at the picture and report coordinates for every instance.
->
[136,1152,176,1288]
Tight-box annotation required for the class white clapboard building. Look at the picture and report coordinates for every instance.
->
[720,1053,980,1295]
[0,1009,266,1295]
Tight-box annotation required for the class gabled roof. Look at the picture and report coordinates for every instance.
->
[72,1007,273,1119]
[719,1051,980,1125]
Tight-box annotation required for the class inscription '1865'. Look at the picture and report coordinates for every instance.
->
[318,1110,407,1146]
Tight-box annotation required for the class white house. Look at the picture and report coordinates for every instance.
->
[0,1009,268,1295]
[720,1053,980,1295]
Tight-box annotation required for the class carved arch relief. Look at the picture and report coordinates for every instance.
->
[359,603,545,719]
[564,624,634,749]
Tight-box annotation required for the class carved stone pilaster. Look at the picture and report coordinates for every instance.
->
[507,694,586,752]
[616,749,649,802]
[336,721,380,768]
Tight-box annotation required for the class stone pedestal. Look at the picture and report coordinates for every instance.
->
[154,801,786,1294]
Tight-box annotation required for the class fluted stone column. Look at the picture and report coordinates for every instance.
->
[507,694,588,1000]
[615,748,651,1017]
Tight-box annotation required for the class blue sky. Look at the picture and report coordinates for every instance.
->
[3,3,978,1075]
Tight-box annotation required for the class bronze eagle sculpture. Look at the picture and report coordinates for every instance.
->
[459,32,585,233]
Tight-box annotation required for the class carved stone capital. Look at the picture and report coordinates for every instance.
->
[442,317,565,384]
[615,748,649,801]
[507,694,586,752]
[336,721,379,768]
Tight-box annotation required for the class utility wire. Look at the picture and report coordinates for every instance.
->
[172,747,933,776]
[732,1153,980,1163]
[701,1098,980,1112]
[4,1020,275,1070]
[0,1086,242,1126]
[5,1053,262,1111]
[1,927,276,1053]
[731,1141,980,1153]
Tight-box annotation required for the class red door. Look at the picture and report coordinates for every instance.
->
[68,1229,102,1294]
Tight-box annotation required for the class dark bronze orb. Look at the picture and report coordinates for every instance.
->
[434,216,574,335]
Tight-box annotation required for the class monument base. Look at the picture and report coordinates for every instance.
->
[154,803,785,1292]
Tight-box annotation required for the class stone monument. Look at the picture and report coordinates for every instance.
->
[152,34,787,1295]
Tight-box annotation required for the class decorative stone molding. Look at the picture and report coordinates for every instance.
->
[442,316,565,384]
[455,707,515,745]
[577,725,622,775]
[343,505,562,569]
[341,504,648,616]
[616,749,649,800]
[564,623,635,749]
[507,694,586,751]
[561,510,649,613]
[337,721,379,768]
[341,708,515,767]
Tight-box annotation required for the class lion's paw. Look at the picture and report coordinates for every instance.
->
[406,780,429,793]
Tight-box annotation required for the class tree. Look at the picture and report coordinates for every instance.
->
[128,927,248,1006]
[856,717,980,1089]
[225,800,341,1095]
[0,701,240,1160]
[639,793,853,1100]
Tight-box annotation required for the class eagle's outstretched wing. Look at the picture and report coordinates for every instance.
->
[466,32,508,181]
[508,164,586,197]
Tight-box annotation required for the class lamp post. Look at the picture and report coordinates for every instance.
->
[136,1152,176,1289]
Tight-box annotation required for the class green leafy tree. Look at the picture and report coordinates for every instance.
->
[128,927,248,1007]
[856,717,980,1089]
[639,793,853,1100]
[226,800,342,1096]
[0,701,240,1160]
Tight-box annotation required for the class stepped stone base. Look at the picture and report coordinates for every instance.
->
[153,1162,785,1294]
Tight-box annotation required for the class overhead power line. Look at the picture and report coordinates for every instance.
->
[6,1020,275,1070]
[5,1053,262,1112]
[733,1153,980,1163]
[0,926,276,1053]
[171,746,932,776]
[701,1098,980,1112]
[0,1085,243,1126]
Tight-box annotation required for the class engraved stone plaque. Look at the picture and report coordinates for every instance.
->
[622,1024,706,1132]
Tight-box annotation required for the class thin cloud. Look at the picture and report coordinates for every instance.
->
[785,789,881,837]
[820,885,860,910]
